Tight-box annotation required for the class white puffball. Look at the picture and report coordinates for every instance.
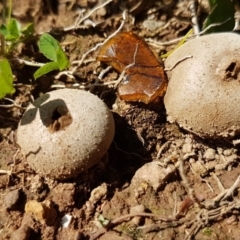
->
[17,89,115,180]
[164,33,240,139]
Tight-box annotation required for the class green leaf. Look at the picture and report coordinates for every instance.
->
[34,61,59,79]
[208,0,218,7]
[203,0,235,33]
[5,18,21,40]
[56,47,70,70]
[0,58,15,99]
[0,24,9,37]
[21,23,34,37]
[38,33,60,61]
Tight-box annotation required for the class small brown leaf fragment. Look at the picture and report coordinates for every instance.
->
[97,32,167,104]
[177,197,194,217]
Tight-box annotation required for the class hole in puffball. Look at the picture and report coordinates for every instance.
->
[49,106,73,133]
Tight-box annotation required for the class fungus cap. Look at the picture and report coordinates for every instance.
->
[17,89,115,180]
[164,32,240,139]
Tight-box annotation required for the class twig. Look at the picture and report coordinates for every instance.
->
[90,212,176,240]
[156,141,171,160]
[233,3,240,31]
[1,0,6,54]
[201,178,214,193]
[189,0,200,36]
[221,175,240,201]
[0,170,12,175]
[147,18,231,51]
[72,10,127,70]
[98,66,112,80]
[15,58,45,67]
[164,55,192,71]
[211,173,225,192]
[0,98,27,110]
[199,18,231,35]
[64,0,113,31]
[177,157,204,208]
[75,0,113,27]
[54,70,75,80]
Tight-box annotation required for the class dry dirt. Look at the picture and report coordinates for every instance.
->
[1,0,240,240]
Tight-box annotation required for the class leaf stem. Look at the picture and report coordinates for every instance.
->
[1,0,7,55]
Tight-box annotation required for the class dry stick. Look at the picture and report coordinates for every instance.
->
[72,10,127,70]
[186,199,240,240]
[147,18,232,50]
[138,218,187,234]
[15,58,44,67]
[221,175,240,201]
[98,66,112,80]
[90,175,240,240]
[189,0,200,36]
[54,70,76,80]
[233,3,240,31]
[156,141,171,160]
[200,18,231,35]
[0,169,12,175]
[211,172,225,192]
[65,44,136,91]
[0,98,26,110]
[185,175,240,239]
[201,178,214,193]
[0,147,20,185]
[90,213,177,240]
[146,36,186,47]
[63,0,113,31]
[54,59,96,81]
[164,56,192,71]
[1,0,6,53]
[177,157,204,208]
[75,0,113,27]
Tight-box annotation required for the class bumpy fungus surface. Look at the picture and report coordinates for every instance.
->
[17,89,115,180]
[97,32,167,104]
[164,32,240,139]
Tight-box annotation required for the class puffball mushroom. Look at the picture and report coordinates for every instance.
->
[164,32,240,139]
[17,89,115,180]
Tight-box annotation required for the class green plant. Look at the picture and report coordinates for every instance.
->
[0,15,69,98]
[0,18,34,55]
[202,227,213,236]
[0,16,35,98]
[0,58,14,98]
[0,0,34,99]
[98,214,110,227]
[203,0,235,33]
[34,33,69,80]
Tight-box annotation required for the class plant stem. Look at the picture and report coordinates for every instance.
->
[8,0,12,21]
[1,0,7,55]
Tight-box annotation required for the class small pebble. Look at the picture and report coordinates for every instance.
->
[223,149,232,156]
[204,148,216,161]
[25,200,57,225]
[4,189,20,210]
[225,215,237,225]
[131,161,176,191]
[130,205,145,225]
[142,19,165,31]
[11,224,31,240]
[182,143,192,153]
[190,161,208,176]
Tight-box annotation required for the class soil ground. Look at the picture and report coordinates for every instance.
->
[1,0,240,240]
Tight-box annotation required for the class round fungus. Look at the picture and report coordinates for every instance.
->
[17,89,115,180]
[164,32,240,139]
